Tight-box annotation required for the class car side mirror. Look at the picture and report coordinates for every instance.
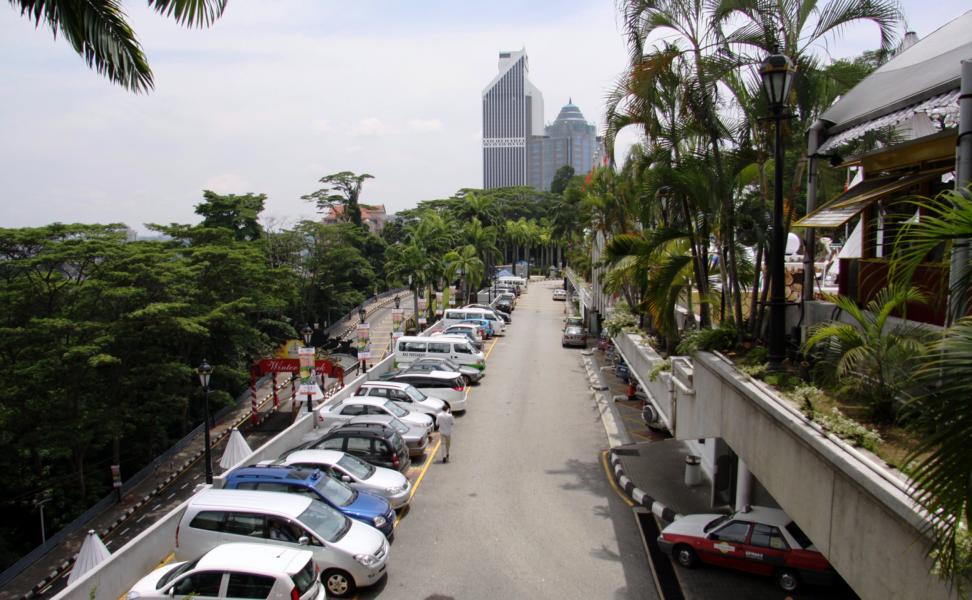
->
[341,475,352,483]
[298,535,310,546]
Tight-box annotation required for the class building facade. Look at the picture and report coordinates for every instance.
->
[530,101,602,191]
[482,50,544,189]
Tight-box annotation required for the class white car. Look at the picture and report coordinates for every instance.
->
[354,381,447,424]
[126,543,324,600]
[380,370,468,412]
[552,289,567,301]
[277,449,411,509]
[320,397,433,433]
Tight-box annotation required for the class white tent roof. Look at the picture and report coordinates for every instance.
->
[67,530,110,585]
[219,428,253,471]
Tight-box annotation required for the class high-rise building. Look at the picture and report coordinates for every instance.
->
[482,49,544,189]
[530,100,602,191]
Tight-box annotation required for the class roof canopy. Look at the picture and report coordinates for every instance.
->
[819,10,971,139]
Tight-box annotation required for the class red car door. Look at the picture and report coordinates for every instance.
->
[734,523,789,576]
[702,520,753,571]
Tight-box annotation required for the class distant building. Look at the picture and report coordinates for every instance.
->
[529,100,603,191]
[482,49,545,188]
[321,204,387,233]
[481,49,602,191]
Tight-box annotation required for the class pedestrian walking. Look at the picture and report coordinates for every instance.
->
[438,405,455,463]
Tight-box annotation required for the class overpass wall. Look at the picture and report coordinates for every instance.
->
[678,351,952,600]
[53,355,398,600]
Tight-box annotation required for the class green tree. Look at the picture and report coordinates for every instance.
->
[302,172,375,227]
[9,0,227,92]
[194,190,266,242]
[550,165,575,196]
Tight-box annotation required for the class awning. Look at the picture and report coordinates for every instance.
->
[794,169,950,229]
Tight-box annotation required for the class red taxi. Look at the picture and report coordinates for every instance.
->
[657,506,834,592]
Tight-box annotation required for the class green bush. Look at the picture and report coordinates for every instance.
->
[787,384,826,419]
[815,407,882,452]
[604,308,638,337]
[675,324,737,355]
[648,359,671,382]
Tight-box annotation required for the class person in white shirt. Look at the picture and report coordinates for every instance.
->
[438,405,455,463]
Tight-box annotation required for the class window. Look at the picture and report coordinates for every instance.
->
[340,404,367,416]
[750,524,788,550]
[363,387,387,398]
[189,511,225,532]
[318,437,344,451]
[254,482,292,493]
[346,437,372,453]
[785,521,814,549]
[711,521,751,544]
[172,571,223,596]
[403,341,427,352]
[266,517,302,543]
[223,513,265,537]
[226,573,275,599]
[428,343,450,354]
[455,344,472,354]
[233,482,260,491]
[389,390,409,401]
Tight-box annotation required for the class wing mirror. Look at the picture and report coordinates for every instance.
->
[341,475,352,483]
[298,535,310,546]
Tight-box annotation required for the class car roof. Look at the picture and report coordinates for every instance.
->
[390,370,460,381]
[229,465,320,482]
[359,381,409,390]
[282,449,345,465]
[190,489,312,514]
[335,397,389,407]
[347,415,397,427]
[444,323,478,330]
[326,423,401,440]
[196,543,311,574]
[733,506,792,527]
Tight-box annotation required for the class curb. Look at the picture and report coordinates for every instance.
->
[609,451,682,523]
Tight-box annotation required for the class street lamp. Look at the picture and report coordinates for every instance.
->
[197,359,214,484]
[760,50,796,369]
[301,325,316,424]
[394,294,401,309]
[357,307,368,373]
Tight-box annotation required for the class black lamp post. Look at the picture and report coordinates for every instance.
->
[196,359,214,484]
[301,325,315,423]
[394,294,401,309]
[357,307,368,373]
[760,50,796,369]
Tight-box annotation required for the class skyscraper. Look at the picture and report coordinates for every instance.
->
[531,100,602,191]
[482,49,544,189]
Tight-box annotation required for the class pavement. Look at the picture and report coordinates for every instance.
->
[585,337,860,600]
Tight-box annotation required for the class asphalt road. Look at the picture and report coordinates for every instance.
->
[364,282,657,599]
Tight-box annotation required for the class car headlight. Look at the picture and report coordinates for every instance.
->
[386,485,403,493]
[355,553,379,567]
[373,515,387,528]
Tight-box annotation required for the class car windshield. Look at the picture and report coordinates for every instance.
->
[291,558,318,596]
[406,387,426,401]
[566,326,582,334]
[314,473,357,506]
[386,417,409,434]
[337,453,375,479]
[703,515,730,532]
[157,557,200,589]
[383,400,408,417]
[298,499,351,542]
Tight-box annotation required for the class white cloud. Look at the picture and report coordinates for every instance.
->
[346,117,390,137]
[203,173,251,194]
[406,118,444,133]
[312,119,334,133]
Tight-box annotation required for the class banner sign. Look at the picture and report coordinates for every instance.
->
[392,308,404,332]
[257,358,340,377]
[298,348,324,400]
[356,323,371,359]
[275,339,303,359]
[448,286,456,307]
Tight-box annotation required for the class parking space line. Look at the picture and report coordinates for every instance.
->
[406,438,441,503]
[600,449,635,507]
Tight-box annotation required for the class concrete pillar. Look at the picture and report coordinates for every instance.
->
[735,458,754,511]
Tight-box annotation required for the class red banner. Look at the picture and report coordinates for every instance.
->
[257,358,341,377]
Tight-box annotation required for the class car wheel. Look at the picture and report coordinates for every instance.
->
[322,569,356,598]
[775,568,800,592]
[673,544,698,568]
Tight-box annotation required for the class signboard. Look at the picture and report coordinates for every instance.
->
[298,347,324,400]
[257,358,340,377]
[356,323,371,359]
[275,339,303,359]
[392,308,404,332]
[448,286,456,307]
[417,297,427,326]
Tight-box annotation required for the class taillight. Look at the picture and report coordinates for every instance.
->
[392,454,400,468]
[290,586,300,600]
[453,380,465,391]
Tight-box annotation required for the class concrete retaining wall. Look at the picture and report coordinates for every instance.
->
[681,351,952,600]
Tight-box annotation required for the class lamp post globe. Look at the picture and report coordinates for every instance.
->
[301,324,313,346]
[760,50,796,369]
[358,307,367,324]
[196,359,214,484]
[301,325,315,420]
[394,294,401,309]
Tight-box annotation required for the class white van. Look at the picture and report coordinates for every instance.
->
[497,276,527,292]
[442,308,506,334]
[394,335,485,371]
[176,489,388,598]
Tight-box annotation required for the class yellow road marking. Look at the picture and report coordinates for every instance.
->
[403,437,441,505]
[601,449,635,507]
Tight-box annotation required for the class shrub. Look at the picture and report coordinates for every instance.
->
[604,308,638,337]
[648,359,671,382]
[787,384,826,419]
[675,323,736,355]
[815,407,882,452]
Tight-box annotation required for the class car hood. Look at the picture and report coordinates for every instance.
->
[127,562,182,596]
[333,518,387,557]
[366,467,408,490]
[660,513,722,537]
[419,398,446,411]
[346,489,392,518]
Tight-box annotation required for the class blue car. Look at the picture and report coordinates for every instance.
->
[460,318,494,338]
[224,465,395,537]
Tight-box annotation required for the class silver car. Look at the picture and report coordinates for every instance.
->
[278,448,412,508]
[346,415,430,458]
[562,325,587,347]
[320,397,433,433]
[353,381,447,426]
[407,356,484,383]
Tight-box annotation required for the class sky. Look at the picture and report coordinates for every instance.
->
[0,1,968,234]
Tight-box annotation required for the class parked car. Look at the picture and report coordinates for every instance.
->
[552,289,567,301]
[437,323,484,348]
[564,316,583,330]
[561,325,587,348]
[459,318,494,338]
[353,380,447,424]
[381,370,468,412]
[657,506,835,592]
[346,415,430,458]
[397,356,484,383]
[224,465,395,537]
[394,335,487,370]
[320,397,433,433]
[301,423,411,473]
[126,543,324,600]
[460,304,511,324]
[275,448,411,508]
[175,489,388,598]
[494,297,514,314]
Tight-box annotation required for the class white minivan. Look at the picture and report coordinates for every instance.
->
[395,335,486,371]
[176,489,388,598]
[442,308,506,334]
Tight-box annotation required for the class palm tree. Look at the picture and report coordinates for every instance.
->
[10,0,227,93]
[444,245,485,304]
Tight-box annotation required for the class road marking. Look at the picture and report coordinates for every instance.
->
[119,527,130,536]
[136,513,147,523]
[181,481,190,489]
[484,339,498,360]
[601,449,635,507]
[152,504,162,510]
[404,437,441,505]
[166,492,176,500]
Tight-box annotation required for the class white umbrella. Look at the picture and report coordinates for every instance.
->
[219,428,253,471]
[67,530,110,584]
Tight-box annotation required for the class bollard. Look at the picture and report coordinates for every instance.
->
[684,454,702,486]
